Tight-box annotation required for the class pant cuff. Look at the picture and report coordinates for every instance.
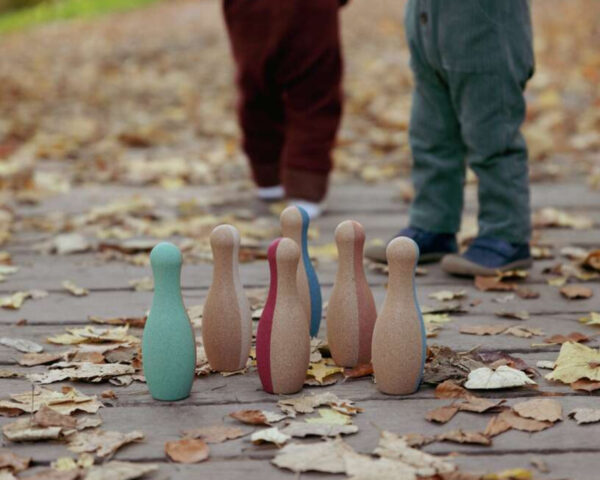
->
[283,168,329,203]
[251,162,281,188]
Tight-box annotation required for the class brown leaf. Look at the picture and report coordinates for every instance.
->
[543,332,589,344]
[101,390,118,399]
[434,380,471,399]
[0,449,31,472]
[483,415,512,438]
[476,351,533,374]
[475,276,517,292]
[498,410,552,432]
[68,429,144,457]
[89,315,147,328]
[33,405,77,428]
[19,351,69,367]
[512,399,562,423]
[19,469,80,480]
[503,326,544,338]
[494,310,530,321]
[425,405,459,424]
[460,324,508,336]
[436,429,491,445]
[182,424,246,444]
[560,285,593,300]
[424,346,486,384]
[229,409,286,425]
[458,398,505,413]
[165,438,209,463]
[515,287,540,299]
[570,379,600,392]
[582,250,600,272]
[344,363,373,378]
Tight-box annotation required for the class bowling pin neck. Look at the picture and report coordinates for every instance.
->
[281,206,309,255]
[152,264,182,297]
[334,221,366,277]
[385,237,419,299]
[267,238,300,296]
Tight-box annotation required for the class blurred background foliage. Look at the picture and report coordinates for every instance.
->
[0,0,157,33]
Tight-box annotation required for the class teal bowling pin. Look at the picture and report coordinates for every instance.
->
[280,205,322,337]
[142,242,196,401]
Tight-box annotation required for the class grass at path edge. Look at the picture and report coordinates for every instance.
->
[0,0,159,34]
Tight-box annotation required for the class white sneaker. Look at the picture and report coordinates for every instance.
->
[257,185,285,202]
[289,199,324,220]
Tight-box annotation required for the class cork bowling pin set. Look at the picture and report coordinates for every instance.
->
[142,216,425,401]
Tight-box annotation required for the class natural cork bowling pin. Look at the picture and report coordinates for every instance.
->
[203,225,252,372]
[372,237,426,395]
[256,237,310,394]
[327,220,377,367]
[142,242,196,401]
[280,205,322,337]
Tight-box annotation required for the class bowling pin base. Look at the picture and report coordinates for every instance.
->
[149,391,191,402]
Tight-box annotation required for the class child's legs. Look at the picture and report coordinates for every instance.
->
[405,0,466,234]
[449,70,531,244]
[278,0,342,202]
[223,0,285,188]
[440,1,534,244]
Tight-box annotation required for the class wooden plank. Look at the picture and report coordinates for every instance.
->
[1,396,598,465]
[0,252,578,292]
[0,283,595,325]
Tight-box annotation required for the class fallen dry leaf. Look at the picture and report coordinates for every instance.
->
[2,417,63,442]
[582,250,600,272]
[458,397,505,413]
[0,449,30,472]
[0,337,43,353]
[33,405,77,428]
[51,233,91,255]
[428,290,466,301]
[165,438,209,463]
[434,380,470,399]
[250,427,290,446]
[579,312,600,326]
[545,341,600,384]
[512,399,562,423]
[533,208,593,230]
[68,429,144,457]
[436,429,491,446]
[504,326,543,338]
[424,346,486,384]
[460,324,508,336]
[494,310,530,321]
[19,351,70,367]
[568,408,600,424]
[277,392,355,416]
[570,379,600,392]
[0,386,102,417]
[475,276,517,292]
[425,405,459,424]
[484,415,512,438]
[543,332,589,344]
[85,461,158,480]
[47,325,139,345]
[305,408,352,425]
[559,285,593,299]
[182,424,246,443]
[62,280,89,297]
[306,360,344,386]
[344,363,373,378]
[28,362,134,384]
[229,409,286,426]
[280,421,358,438]
[498,410,552,432]
[271,438,351,474]
[465,366,536,390]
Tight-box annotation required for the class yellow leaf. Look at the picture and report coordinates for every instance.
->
[306,360,344,385]
[545,342,600,384]
[305,408,352,425]
[579,312,600,326]
[483,468,533,480]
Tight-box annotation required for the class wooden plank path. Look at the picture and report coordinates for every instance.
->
[1,177,599,479]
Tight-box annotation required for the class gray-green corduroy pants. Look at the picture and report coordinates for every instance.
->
[405,0,534,243]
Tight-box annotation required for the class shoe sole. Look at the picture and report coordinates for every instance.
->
[441,255,533,277]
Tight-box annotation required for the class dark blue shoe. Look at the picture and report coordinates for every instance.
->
[364,226,457,264]
[441,237,533,277]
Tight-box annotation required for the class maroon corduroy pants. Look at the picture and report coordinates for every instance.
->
[223,0,343,202]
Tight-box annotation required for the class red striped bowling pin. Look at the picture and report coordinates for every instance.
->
[256,237,310,394]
